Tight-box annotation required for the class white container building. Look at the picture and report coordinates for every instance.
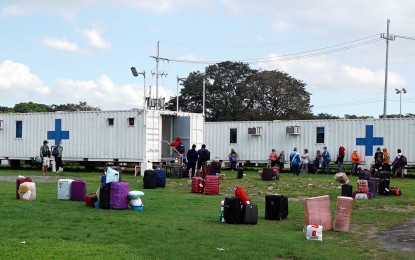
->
[0,110,204,174]
[204,118,415,166]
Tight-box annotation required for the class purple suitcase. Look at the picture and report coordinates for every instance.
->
[367,179,377,198]
[70,180,87,201]
[110,182,129,209]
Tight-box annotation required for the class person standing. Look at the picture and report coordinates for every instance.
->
[392,149,404,178]
[269,149,278,167]
[312,150,321,174]
[53,141,64,172]
[40,140,50,176]
[185,144,198,178]
[337,146,345,172]
[229,148,238,171]
[300,149,309,174]
[278,151,285,171]
[290,148,300,176]
[351,149,360,176]
[382,147,390,172]
[197,144,207,170]
[321,146,331,174]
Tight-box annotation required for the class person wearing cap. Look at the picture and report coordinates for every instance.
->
[351,149,360,176]
[40,140,50,176]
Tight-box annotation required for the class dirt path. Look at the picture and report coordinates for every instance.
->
[377,217,415,256]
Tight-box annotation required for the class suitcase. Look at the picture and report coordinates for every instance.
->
[367,179,377,198]
[261,168,273,181]
[242,204,258,224]
[85,193,98,207]
[108,166,123,181]
[16,177,32,199]
[204,175,219,195]
[99,184,111,209]
[70,180,87,201]
[191,177,204,193]
[237,168,244,179]
[303,195,331,231]
[265,195,288,220]
[110,182,129,209]
[379,171,390,180]
[100,175,107,187]
[389,187,401,196]
[357,180,369,193]
[19,182,36,201]
[378,179,390,195]
[223,196,242,224]
[143,170,157,189]
[353,191,372,200]
[155,169,166,188]
[57,179,74,200]
[341,184,353,197]
[272,167,280,180]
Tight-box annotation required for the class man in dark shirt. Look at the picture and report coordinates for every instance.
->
[197,144,207,170]
[185,144,198,178]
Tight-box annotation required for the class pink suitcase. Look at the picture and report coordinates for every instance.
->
[191,177,204,193]
[70,180,87,201]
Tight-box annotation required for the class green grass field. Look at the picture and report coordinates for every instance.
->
[0,167,414,260]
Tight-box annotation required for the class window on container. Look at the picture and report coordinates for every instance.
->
[316,127,325,143]
[16,121,22,138]
[230,128,237,143]
[128,117,135,126]
[108,118,114,126]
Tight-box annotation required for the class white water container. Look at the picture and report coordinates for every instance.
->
[57,179,74,200]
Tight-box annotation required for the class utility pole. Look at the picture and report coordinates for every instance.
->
[381,19,395,118]
[150,41,169,109]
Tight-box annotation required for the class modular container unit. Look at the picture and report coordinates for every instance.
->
[0,110,204,175]
[205,118,415,165]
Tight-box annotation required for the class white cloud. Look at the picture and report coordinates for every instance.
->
[0,60,50,103]
[1,5,33,16]
[41,37,87,54]
[273,21,291,33]
[80,28,112,50]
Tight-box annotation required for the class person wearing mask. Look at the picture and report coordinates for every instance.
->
[351,149,360,176]
[321,147,331,174]
[300,148,309,174]
[52,141,64,172]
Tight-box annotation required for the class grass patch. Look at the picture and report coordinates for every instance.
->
[0,168,414,259]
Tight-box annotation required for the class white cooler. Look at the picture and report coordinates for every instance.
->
[58,179,74,200]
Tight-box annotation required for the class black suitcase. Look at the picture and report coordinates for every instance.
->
[341,184,353,197]
[224,197,242,224]
[242,204,258,224]
[379,179,390,195]
[99,184,111,209]
[265,195,288,220]
[262,168,273,181]
[237,168,244,179]
[143,170,157,189]
[379,171,390,180]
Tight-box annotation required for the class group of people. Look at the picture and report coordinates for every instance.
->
[39,140,64,176]
[281,145,406,177]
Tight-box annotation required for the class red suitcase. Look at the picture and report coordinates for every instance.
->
[204,175,219,195]
[16,177,32,199]
[85,193,98,207]
[191,177,204,193]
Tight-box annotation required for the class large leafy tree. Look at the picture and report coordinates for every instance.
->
[50,101,100,112]
[166,61,313,121]
[13,102,52,113]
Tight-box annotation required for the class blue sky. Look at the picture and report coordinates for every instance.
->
[0,0,414,117]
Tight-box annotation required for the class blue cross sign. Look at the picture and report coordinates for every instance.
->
[356,125,383,156]
[47,119,70,145]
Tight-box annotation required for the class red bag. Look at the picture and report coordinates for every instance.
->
[85,193,98,207]
[234,186,250,205]
[389,187,401,196]
[191,177,204,193]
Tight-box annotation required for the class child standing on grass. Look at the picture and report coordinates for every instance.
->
[269,149,278,167]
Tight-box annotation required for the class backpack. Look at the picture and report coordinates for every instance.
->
[400,155,407,166]
[203,149,211,161]
[230,155,237,163]
[52,145,59,156]
[176,143,185,153]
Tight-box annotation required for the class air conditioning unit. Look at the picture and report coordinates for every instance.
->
[248,127,262,135]
[286,126,300,135]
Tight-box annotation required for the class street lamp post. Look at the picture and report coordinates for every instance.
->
[202,78,215,117]
[395,88,407,118]
[131,67,146,109]
[176,76,186,112]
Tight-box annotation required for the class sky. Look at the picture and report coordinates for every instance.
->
[0,0,414,118]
